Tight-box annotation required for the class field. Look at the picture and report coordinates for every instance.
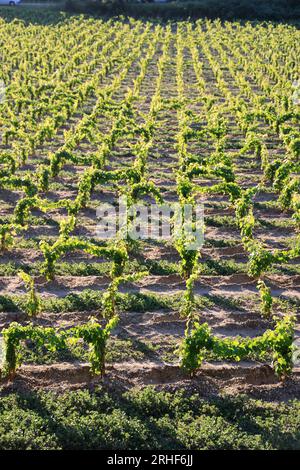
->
[0,7,299,449]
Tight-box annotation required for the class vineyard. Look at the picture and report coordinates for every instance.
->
[0,6,299,424]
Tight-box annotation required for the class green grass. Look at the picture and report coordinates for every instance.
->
[0,258,179,277]
[205,215,237,228]
[0,386,299,449]
[4,256,300,278]
[0,290,212,315]
[205,238,239,248]
[16,336,147,365]
[199,259,245,275]
[65,0,300,22]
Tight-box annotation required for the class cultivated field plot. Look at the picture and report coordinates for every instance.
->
[0,9,299,399]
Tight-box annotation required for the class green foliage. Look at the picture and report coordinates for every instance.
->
[2,317,118,378]
[257,279,273,318]
[278,177,300,210]
[288,138,300,161]
[102,271,148,318]
[70,317,119,376]
[174,235,199,279]
[36,165,50,192]
[0,224,17,251]
[65,0,300,22]
[180,315,295,379]
[246,241,295,278]
[240,131,263,158]
[202,182,242,203]
[0,176,37,197]
[0,10,299,404]
[39,237,128,280]
[18,270,40,317]
[2,323,65,379]
[179,268,199,319]
[0,385,299,449]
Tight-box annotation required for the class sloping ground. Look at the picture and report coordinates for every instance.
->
[0,11,299,402]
